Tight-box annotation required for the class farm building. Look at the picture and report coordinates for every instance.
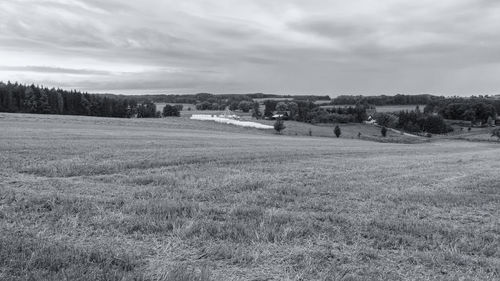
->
[270,111,291,120]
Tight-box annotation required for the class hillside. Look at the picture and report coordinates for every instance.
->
[0,113,499,281]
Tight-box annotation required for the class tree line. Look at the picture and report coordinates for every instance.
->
[424,98,499,124]
[331,94,439,106]
[263,100,369,124]
[0,82,160,118]
[332,94,499,123]
[374,109,453,134]
[129,93,330,104]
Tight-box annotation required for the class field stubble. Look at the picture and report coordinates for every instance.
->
[0,113,499,281]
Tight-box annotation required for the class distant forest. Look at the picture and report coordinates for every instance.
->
[331,94,443,105]
[0,82,161,118]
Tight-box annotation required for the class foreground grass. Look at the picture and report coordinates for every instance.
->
[0,113,499,281]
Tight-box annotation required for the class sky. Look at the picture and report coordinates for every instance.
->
[1,0,500,96]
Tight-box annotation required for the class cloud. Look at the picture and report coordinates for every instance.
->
[1,0,500,95]
[0,66,113,75]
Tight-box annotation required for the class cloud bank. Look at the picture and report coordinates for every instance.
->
[1,0,500,95]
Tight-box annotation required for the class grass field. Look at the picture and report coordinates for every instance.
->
[256,120,428,143]
[374,105,424,113]
[0,113,499,281]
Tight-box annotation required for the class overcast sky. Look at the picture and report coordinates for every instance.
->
[1,0,500,95]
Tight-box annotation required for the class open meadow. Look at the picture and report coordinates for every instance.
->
[0,113,499,281]
[374,105,424,113]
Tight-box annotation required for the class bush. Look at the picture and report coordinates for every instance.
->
[422,115,452,134]
[334,125,341,138]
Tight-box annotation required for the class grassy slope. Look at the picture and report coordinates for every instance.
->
[440,126,500,143]
[0,113,499,281]
[256,120,427,143]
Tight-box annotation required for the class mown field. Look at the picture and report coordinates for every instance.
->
[0,113,499,281]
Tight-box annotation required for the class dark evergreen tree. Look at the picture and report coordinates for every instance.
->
[334,125,341,138]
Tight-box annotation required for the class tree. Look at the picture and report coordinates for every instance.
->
[381,126,387,137]
[422,115,450,134]
[288,102,298,120]
[276,102,288,112]
[251,102,262,119]
[162,104,180,117]
[334,125,341,138]
[274,118,285,134]
[374,112,398,128]
[196,101,212,110]
[264,100,277,117]
[137,101,157,118]
[174,104,183,112]
[238,101,253,112]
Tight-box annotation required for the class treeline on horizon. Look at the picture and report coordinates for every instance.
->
[128,93,331,104]
[330,94,438,105]
[0,82,160,118]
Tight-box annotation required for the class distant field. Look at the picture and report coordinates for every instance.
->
[154,103,254,118]
[320,105,423,113]
[375,105,424,113]
[0,113,499,281]
[252,98,294,103]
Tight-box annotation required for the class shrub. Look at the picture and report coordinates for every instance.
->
[334,125,341,138]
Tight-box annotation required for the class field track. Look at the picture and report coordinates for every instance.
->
[0,113,499,281]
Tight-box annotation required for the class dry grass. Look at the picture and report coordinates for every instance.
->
[0,113,499,281]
